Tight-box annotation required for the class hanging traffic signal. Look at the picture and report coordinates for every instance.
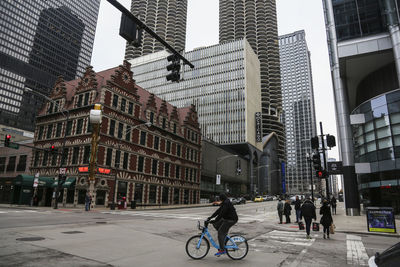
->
[166,54,181,82]
[316,170,328,178]
[50,145,57,154]
[312,153,322,170]
[4,135,11,147]
[326,134,336,148]
[311,136,319,149]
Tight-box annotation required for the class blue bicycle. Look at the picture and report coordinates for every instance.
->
[185,220,249,260]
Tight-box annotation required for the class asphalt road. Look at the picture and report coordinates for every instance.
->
[0,202,398,267]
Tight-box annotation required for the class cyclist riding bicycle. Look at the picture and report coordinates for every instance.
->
[207,193,238,256]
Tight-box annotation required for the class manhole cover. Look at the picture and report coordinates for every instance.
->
[96,221,107,224]
[16,237,45,241]
[62,231,84,234]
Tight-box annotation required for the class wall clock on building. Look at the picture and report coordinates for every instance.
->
[122,72,131,84]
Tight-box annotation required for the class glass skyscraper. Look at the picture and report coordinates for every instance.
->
[0,0,100,132]
[125,0,187,60]
[279,30,317,194]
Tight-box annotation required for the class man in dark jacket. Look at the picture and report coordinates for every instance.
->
[300,198,317,239]
[294,196,301,223]
[208,193,238,256]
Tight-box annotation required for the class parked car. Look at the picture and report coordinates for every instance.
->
[254,196,264,202]
[228,197,238,205]
[237,197,246,204]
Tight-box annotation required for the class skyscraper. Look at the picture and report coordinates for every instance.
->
[219,0,285,161]
[0,0,100,132]
[125,0,187,60]
[279,30,317,194]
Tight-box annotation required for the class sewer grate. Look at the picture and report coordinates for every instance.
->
[16,237,45,241]
[62,231,85,234]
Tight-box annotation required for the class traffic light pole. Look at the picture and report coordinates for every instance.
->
[320,122,330,200]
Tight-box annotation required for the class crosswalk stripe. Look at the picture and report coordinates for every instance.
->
[346,234,369,266]
[252,230,316,247]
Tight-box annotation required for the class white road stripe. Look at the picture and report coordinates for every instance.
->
[252,230,316,247]
[346,234,369,266]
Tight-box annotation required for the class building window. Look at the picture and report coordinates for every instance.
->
[162,118,166,129]
[154,136,159,150]
[87,121,92,133]
[152,159,158,175]
[84,92,89,106]
[51,153,57,166]
[72,147,79,164]
[149,112,154,124]
[166,140,171,153]
[185,168,189,180]
[38,126,44,140]
[175,165,180,179]
[42,152,48,167]
[115,150,121,168]
[165,163,170,177]
[56,122,62,137]
[138,156,144,172]
[83,146,90,164]
[118,123,123,139]
[46,124,53,139]
[128,102,133,115]
[76,119,83,134]
[112,94,118,108]
[7,156,16,172]
[177,144,181,157]
[140,131,146,146]
[126,126,131,141]
[77,94,83,107]
[123,152,128,169]
[33,151,40,167]
[106,148,112,166]
[0,157,6,172]
[109,120,115,136]
[121,98,126,112]
[48,102,54,114]
[66,121,73,136]
[61,148,69,166]
[149,185,156,204]
[173,123,177,134]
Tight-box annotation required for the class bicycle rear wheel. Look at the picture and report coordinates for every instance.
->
[225,235,248,260]
[186,235,210,260]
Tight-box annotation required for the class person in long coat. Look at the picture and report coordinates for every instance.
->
[284,199,292,224]
[320,199,333,239]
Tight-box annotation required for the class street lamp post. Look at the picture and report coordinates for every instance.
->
[25,88,69,209]
[214,155,238,194]
[306,153,315,202]
[110,121,151,210]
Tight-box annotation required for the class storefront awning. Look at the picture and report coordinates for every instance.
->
[14,175,54,187]
[62,177,76,189]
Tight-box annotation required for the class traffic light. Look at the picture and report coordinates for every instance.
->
[119,13,142,47]
[312,153,322,171]
[50,145,57,154]
[316,170,328,178]
[311,136,319,149]
[327,134,336,148]
[4,135,11,147]
[166,54,181,82]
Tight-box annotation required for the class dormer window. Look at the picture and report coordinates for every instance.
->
[77,94,83,107]
[173,123,177,134]
[48,102,54,114]
[84,93,89,106]
[149,112,154,124]
[162,118,166,129]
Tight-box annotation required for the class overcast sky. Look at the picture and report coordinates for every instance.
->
[91,0,338,160]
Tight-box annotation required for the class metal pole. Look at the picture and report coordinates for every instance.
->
[320,122,329,200]
[309,155,314,202]
[88,122,100,207]
[111,143,120,210]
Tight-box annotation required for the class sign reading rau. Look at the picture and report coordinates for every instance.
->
[255,112,262,142]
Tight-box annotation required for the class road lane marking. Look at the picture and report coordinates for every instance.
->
[251,230,316,247]
[346,234,369,266]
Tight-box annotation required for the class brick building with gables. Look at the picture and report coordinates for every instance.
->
[30,61,201,208]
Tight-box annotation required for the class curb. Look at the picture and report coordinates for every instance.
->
[335,230,399,238]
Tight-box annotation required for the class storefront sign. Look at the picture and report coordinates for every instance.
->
[255,112,262,142]
[328,161,343,174]
[366,207,397,233]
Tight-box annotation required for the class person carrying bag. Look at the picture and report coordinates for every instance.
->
[320,199,333,239]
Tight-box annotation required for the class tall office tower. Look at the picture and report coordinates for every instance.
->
[219,0,285,161]
[0,0,100,132]
[125,0,187,60]
[279,30,318,195]
[323,0,400,215]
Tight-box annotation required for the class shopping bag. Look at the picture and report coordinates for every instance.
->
[298,221,305,230]
[312,222,320,232]
[329,223,335,234]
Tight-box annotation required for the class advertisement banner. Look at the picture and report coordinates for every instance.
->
[366,207,397,233]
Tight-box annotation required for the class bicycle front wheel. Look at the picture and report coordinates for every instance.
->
[185,235,210,260]
[225,235,248,260]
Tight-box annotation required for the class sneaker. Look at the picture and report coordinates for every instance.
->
[306,235,311,239]
[215,250,227,257]
[327,235,330,239]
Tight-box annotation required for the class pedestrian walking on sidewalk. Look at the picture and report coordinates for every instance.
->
[277,199,284,224]
[331,196,337,215]
[320,200,333,239]
[284,199,292,224]
[300,197,316,239]
[294,196,301,223]
[85,192,91,211]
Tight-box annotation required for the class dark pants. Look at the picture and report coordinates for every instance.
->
[323,225,329,236]
[304,217,312,236]
[296,210,301,222]
[278,211,283,223]
[285,214,290,223]
[331,205,336,215]
[214,219,237,250]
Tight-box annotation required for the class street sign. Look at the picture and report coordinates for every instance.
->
[33,178,39,188]
[327,161,343,174]
[59,168,66,175]
[216,174,221,185]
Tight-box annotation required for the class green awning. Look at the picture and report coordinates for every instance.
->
[62,177,76,189]
[14,175,54,187]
